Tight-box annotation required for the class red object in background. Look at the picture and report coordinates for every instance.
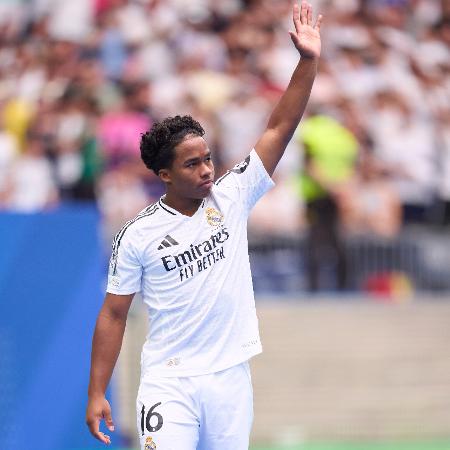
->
[94,0,121,16]
[364,272,392,298]
[94,0,109,16]
[363,271,414,301]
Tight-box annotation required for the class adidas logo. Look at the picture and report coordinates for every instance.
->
[158,235,179,250]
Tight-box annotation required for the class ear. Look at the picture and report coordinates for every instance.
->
[159,168,171,184]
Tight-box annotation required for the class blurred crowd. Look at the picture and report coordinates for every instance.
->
[0,0,449,240]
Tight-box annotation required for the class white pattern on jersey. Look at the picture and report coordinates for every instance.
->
[107,149,274,377]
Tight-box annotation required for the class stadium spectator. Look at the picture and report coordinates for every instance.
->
[1,128,59,212]
[0,0,448,237]
[368,89,436,223]
[97,162,150,243]
[96,83,151,169]
[0,114,19,201]
[296,114,358,291]
[338,148,402,238]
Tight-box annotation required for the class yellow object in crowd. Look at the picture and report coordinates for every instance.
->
[295,115,358,201]
[2,98,34,150]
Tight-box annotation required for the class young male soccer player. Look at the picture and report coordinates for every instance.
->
[86,2,322,448]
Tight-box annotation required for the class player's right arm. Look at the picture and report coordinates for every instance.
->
[254,1,322,177]
[86,292,135,445]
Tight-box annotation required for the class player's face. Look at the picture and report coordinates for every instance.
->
[160,134,215,199]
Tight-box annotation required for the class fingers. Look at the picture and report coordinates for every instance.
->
[87,417,111,445]
[293,3,301,34]
[97,432,112,445]
[294,2,322,31]
[86,415,99,437]
[105,410,115,432]
[300,1,308,25]
[307,3,313,25]
[314,14,323,31]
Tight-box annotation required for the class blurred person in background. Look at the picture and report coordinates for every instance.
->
[338,145,402,238]
[296,114,358,291]
[0,114,19,206]
[436,108,450,225]
[85,2,322,447]
[368,89,436,224]
[96,160,150,245]
[97,81,151,169]
[0,126,59,212]
[53,85,92,200]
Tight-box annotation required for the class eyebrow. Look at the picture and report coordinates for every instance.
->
[184,151,211,165]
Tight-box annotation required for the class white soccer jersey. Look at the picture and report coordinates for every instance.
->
[107,149,274,377]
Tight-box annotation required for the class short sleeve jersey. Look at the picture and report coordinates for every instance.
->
[107,149,274,377]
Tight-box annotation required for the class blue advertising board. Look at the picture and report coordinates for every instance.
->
[0,205,123,450]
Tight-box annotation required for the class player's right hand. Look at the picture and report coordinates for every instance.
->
[86,395,115,445]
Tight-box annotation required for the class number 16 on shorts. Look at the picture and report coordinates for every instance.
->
[141,402,164,434]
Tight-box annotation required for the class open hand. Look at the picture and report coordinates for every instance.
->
[289,1,323,59]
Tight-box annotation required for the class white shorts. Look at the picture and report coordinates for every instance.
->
[136,362,253,450]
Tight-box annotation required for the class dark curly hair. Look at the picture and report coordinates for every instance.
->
[140,115,205,175]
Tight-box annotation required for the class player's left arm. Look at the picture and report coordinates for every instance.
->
[255,1,323,177]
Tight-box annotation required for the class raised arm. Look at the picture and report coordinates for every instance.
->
[255,1,322,176]
[86,292,134,444]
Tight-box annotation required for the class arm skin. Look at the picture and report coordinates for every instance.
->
[255,1,323,177]
[86,292,134,445]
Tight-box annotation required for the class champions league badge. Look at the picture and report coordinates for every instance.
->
[205,207,224,228]
[145,436,157,450]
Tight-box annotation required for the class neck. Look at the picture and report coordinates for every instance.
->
[162,193,203,217]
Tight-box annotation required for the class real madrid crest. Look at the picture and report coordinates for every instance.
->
[205,207,224,228]
[145,436,157,450]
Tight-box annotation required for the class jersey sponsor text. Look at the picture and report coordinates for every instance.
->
[160,227,229,282]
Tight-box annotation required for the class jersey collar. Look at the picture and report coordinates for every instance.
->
[158,197,206,218]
